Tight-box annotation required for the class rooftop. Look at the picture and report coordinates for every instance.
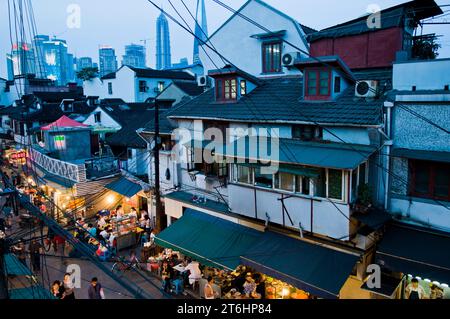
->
[168,72,389,127]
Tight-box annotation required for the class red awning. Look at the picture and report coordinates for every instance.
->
[41,115,88,131]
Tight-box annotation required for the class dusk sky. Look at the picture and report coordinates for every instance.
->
[1,0,449,77]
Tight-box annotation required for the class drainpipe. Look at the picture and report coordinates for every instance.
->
[383,101,394,211]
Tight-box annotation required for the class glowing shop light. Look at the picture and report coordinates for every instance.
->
[424,279,431,283]
[281,288,290,297]
[415,277,422,281]
[107,195,115,204]
[433,281,441,286]
[407,274,413,278]
[441,284,449,288]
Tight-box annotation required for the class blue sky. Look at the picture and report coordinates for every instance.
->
[1,0,449,77]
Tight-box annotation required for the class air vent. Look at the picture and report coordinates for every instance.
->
[355,80,379,98]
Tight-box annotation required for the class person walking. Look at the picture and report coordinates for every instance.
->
[88,277,105,299]
[28,239,43,272]
[62,273,76,300]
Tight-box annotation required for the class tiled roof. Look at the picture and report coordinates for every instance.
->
[9,102,94,122]
[128,67,195,81]
[168,75,386,126]
[105,109,156,149]
[33,91,85,103]
[101,72,116,80]
[172,81,205,97]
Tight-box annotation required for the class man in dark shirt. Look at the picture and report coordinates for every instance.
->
[88,277,105,299]
[28,239,42,272]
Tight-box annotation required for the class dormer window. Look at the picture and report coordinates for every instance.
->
[240,80,247,96]
[216,78,237,101]
[305,69,331,98]
[262,42,282,73]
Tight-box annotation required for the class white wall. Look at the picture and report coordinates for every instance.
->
[393,59,450,91]
[83,107,121,130]
[228,183,351,239]
[105,67,135,102]
[390,197,450,233]
[83,78,104,99]
[199,0,308,77]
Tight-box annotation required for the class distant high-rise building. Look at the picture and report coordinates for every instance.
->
[32,36,70,85]
[122,44,146,68]
[33,34,49,78]
[43,38,69,85]
[6,42,36,79]
[172,58,189,69]
[156,12,172,70]
[99,46,118,77]
[67,53,76,83]
[76,57,94,70]
[193,0,208,64]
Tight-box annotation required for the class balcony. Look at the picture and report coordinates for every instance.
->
[29,146,120,183]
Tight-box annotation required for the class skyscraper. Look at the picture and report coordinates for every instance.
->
[122,44,146,68]
[193,0,208,64]
[156,12,172,70]
[76,57,94,71]
[43,38,69,85]
[6,42,36,79]
[33,34,49,78]
[99,46,118,77]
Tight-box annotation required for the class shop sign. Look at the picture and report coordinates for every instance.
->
[10,151,27,160]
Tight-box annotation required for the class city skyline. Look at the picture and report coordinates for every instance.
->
[156,12,172,70]
[1,0,450,78]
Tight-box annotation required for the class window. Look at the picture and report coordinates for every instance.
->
[275,172,295,192]
[410,160,450,200]
[216,78,237,101]
[237,165,252,185]
[306,69,330,97]
[205,162,228,178]
[108,82,113,95]
[94,112,101,123]
[328,169,343,200]
[187,147,204,172]
[262,42,282,73]
[296,176,311,196]
[139,80,147,93]
[240,80,247,96]
[158,81,165,93]
[334,76,341,93]
[254,166,273,189]
[292,125,323,141]
[127,149,133,159]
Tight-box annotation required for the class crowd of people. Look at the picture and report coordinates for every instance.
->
[51,275,105,300]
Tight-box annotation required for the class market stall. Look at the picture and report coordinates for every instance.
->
[111,215,144,250]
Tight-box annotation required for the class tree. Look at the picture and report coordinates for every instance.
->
[412,35,441,60]
[76,67,99,81]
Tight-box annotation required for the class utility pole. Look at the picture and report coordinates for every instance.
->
[153,100,163,232]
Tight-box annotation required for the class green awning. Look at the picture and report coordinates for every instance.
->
[216,137,376,170]
[44,174,76,188]
[240,232,360,299]
[5,254,33,276]
[105,177,142,198]
[277,165,320,178]
[155,209,263,270]
[9,286,56,299]
[376,223,450,285]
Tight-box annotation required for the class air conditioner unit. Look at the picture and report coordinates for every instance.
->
[355,80,379,98]
[197,75,209,87]
[282,52,301,67]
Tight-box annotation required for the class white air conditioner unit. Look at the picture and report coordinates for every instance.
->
[197,75,209,87]
[282,52,301,67]
[355,80,379,98]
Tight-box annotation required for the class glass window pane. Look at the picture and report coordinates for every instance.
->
[302,177,310,195]
[255,167,273,188]
[238,166,251,184]
[328,169,343,200]
[434,165,449,198]
[277,173,294,192]
[413,162,430,195]
[314,169,326,198]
